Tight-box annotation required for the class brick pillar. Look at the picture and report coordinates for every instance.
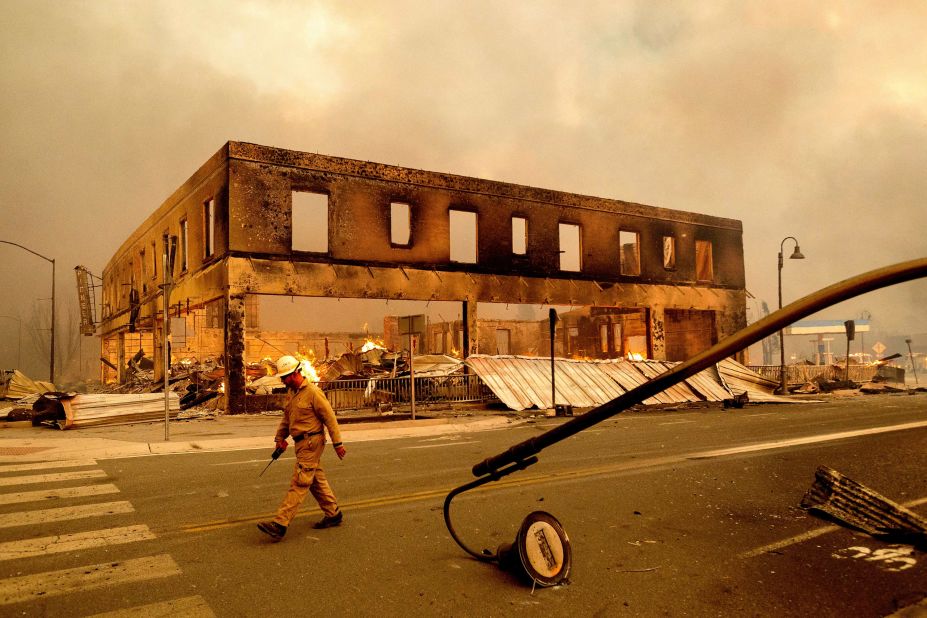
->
[463,300,478,356]
[650,305,666,360]
[225,294,246,414]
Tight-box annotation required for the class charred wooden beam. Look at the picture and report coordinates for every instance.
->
[800,465,927,547]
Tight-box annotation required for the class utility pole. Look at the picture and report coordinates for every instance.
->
[162,234,177,441]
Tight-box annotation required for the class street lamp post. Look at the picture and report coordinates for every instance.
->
[0,241,55,383]
[0,315,22,368]
[777,236,805,394]
[905,338,919,386]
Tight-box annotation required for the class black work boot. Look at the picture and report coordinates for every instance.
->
[313,510,343,529]
[257,521,287,540]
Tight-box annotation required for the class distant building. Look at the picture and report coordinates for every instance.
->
[99,141,747,412]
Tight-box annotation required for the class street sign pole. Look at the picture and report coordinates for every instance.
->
[409,334,417,420]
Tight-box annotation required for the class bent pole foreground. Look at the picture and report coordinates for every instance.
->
[444,257,927,569]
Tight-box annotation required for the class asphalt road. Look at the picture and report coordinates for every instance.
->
[2,393,927,616]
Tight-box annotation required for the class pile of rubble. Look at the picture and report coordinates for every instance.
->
[244,343,406,396]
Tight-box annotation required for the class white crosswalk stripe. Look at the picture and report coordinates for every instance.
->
[0,524,155,561]
[0,554,182,605]
[0,460,213,615]
[0,459,97,473]
[0,483,120,506]
[84,595,216,617]
[0,500,134,528]
[0,469,106,486]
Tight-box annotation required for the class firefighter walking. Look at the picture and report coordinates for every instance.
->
[258,355,346,540]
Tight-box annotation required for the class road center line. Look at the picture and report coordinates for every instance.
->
[176,419,927,535]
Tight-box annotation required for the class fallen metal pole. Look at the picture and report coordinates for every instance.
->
[471,257,927,477]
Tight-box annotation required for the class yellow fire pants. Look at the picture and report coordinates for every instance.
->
[272,434,339,527]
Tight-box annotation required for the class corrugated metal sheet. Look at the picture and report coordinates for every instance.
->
[633,361,701,403]
[681,364,734,401]
[59,393,181,429]
[465,355,746,411]
[407,354,464,377]
[3,370,55,400]
[716,358,797,403]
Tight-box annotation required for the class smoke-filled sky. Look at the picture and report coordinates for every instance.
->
[1,1,925,376]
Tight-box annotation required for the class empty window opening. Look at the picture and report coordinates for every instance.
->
[663,236,676,270]
[619,230,640,276]
[204,198,216,258]
[696,240,713,281]
[391,202,411,246]
[180,219,189,271]
[449,210,477,263]
[495,328,511,355]
[558,223,581,272]
[512,217,527,255]
[140,250,147,282]
[292,192,329,253]
[150,241,157,279]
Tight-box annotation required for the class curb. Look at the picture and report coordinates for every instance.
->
[0,416,518,462]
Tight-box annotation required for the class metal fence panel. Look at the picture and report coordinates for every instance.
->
[318,374,497,412]
[747,365,878,385]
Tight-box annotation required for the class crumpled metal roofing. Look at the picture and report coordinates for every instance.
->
[465,355,773,411]
[58,393,181,429]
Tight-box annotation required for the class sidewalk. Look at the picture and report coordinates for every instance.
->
[0,411,521,463]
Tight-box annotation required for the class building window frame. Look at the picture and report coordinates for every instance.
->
[619,229,640,276]
[204,198,216,259]
[390,201,411,247]
[662,235,676,270]
[695,239,714,282]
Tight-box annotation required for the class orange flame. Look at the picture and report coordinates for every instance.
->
[294,351,320,382]
[359,337,386,353]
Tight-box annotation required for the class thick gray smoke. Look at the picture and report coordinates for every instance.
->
[1,1,924,377]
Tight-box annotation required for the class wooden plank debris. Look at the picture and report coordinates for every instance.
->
[800,465,927,546]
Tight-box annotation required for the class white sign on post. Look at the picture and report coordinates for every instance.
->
[872,341,886,356]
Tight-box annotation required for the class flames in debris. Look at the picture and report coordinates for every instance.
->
[294,352,321,383]
[359,337,386,353]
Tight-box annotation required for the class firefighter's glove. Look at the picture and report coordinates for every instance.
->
[275,438,288,452]
[334,442,346,460]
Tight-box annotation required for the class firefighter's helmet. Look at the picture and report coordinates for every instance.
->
[276,355,300,377]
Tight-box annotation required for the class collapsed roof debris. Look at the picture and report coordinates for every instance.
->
[30,392,181,430]
[0,370,55,400]
[463,354,799,412]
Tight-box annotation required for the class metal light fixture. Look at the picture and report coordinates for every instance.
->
[444,458,573,588]
[777,236,805,394]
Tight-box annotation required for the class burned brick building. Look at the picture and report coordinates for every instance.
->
[99,141,747,412]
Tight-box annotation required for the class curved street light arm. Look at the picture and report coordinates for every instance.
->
[0,240,53,264]
[779,235,800,255]
[443,456,539,561]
